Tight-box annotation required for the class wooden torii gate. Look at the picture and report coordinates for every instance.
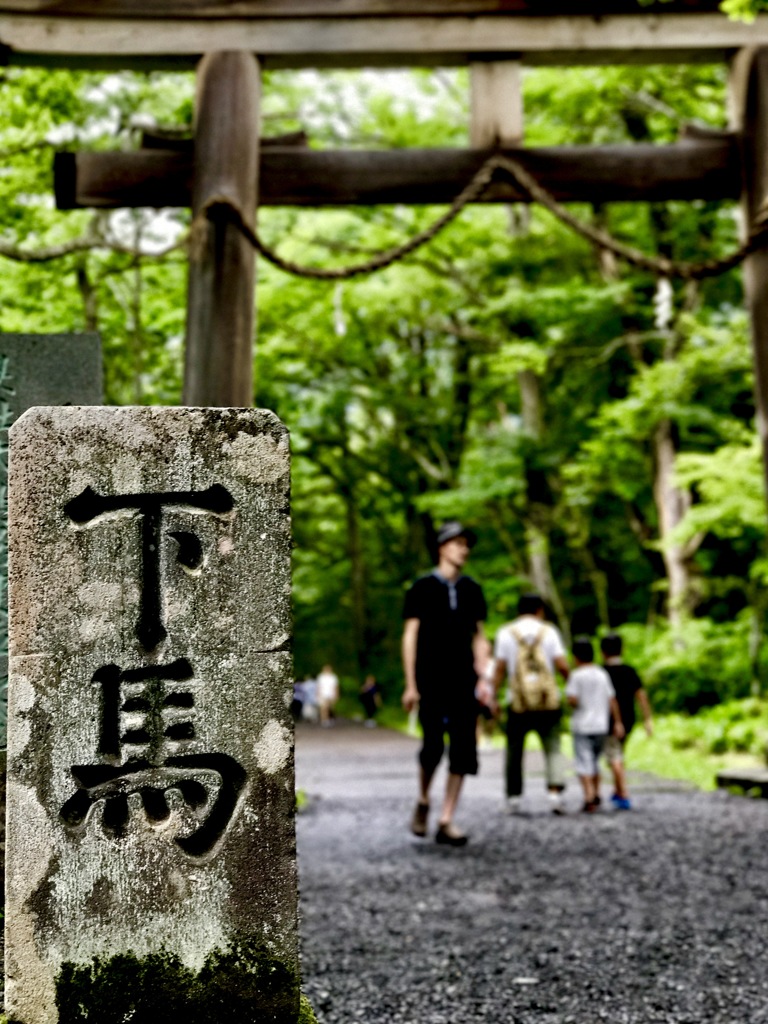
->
[3,1,768,481]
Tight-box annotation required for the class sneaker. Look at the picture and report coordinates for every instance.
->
[411,801,429,838]
[549,793,566,816]
[505,796,523,816]
[613,796,632,811]
[435,822,468,847]
[581,800,598,814]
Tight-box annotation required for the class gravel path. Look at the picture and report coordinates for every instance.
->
[296,720,768,1024]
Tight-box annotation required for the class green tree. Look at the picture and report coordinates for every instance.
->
[0,59,761,711]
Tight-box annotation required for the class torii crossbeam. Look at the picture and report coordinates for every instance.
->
[1,1,768,68]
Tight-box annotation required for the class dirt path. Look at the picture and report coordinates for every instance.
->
[295,719,768,1024]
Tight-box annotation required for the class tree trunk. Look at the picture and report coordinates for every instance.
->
[579,538,611,629]
[75,260,99,333]
[517,369,570,640]
[746,577,768,696]
[446,328,473,477]
[344,474,368,677]
[525,517,571,646]
[652,417,692,627]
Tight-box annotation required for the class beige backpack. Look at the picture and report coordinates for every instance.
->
[508,623,560,713]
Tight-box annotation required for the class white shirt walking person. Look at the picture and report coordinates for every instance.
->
[317,664,340,727]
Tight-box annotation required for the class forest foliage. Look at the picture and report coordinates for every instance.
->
[0,54,766,725]
[642,0,768,20]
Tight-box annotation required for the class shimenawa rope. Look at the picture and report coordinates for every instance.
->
[190,153,768,282]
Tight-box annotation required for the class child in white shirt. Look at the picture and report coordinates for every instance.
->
[565,637,624,813]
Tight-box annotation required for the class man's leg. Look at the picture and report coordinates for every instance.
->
[439,771,464,827]
[536,712,566,813]
[412,703,444,837]
[434,704,477,845]
[505,713,526,803]
[419,765,436,804]
[435,771,469,846]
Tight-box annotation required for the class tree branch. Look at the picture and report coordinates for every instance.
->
[0,231,185,264]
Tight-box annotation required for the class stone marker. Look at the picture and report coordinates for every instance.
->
[6,407,297,1024]
[0,332,102,747]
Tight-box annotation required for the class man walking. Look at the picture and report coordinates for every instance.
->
[492,594,569,815]
[402,521,487,847]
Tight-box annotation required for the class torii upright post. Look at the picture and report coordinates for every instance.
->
[732,47,768,497]
[184,51,260,407]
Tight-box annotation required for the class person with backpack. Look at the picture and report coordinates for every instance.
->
[492,594,570,815]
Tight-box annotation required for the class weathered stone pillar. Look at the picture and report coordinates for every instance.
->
[0,332,102,745]
[6,407,296,1024]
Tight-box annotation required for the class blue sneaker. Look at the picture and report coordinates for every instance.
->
[613,796,632,811]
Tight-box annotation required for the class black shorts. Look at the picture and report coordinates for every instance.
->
[418,699,478,777]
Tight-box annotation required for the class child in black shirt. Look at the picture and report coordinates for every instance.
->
[600,633,654,811]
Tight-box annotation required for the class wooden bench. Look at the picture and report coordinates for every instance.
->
[716,768,768,798]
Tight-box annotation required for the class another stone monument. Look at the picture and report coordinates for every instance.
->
[6,407,297,1024]
[0,332,102,747]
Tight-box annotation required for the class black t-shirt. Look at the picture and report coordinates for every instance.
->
[605,662,643,734]
[403,572,487,699]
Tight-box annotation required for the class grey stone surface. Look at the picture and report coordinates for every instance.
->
[6,407,297,1024]
[0,332,102,746]
[0,333,102,416]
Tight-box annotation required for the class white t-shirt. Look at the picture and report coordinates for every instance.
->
[317,671,339,703]
[494,616,566,679]
[566,664,615,735]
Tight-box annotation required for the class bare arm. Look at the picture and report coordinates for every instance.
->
[554,654,570,681]
[402,617,420,713]
[492,659,506,696]
[637,688,653,736]
[483,657,504,717]
[472,622,488,677]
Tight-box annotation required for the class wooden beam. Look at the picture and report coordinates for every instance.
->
[733,48,768,499]
[139,129,307,151]
[470,61,522,148]
[3,13,768,69]
[0,1,726,15]
[183,51,260,407]
[55,138,742,211]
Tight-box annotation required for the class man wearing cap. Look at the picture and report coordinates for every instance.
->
[402,521,488,846]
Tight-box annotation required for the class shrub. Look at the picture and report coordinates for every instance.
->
[618,612,757,713]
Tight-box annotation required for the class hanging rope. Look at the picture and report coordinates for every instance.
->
[190,157,498,281]
[190,152,768,282]
[492,154,768,281]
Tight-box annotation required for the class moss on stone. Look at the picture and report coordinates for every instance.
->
[55,936,299,1024]
[298,993,319,1024]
